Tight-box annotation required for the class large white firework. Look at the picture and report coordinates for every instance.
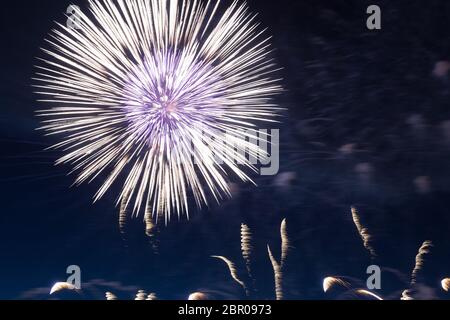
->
[35,0,281,221]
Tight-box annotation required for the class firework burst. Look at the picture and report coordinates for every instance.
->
[35,0,282,221]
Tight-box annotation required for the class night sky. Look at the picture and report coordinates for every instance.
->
[1,0,450,300]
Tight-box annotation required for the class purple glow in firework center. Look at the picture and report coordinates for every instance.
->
[122,53,221,129]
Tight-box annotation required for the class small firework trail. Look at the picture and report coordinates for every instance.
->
[49,282,77,295]
[267,219,290,300]
[105,292,118,300]
[323,277,384,300]
[213,224,254,297]
[240,224,253,277]
[211,255,248,295]
[280,218,289,267]
[188,292,209,300]
[401,240,433,300]
[354,289,383,300]
[351,207,377,258]
[146,293,158,300]
[34,0,282,221]
[401,289,414,300]
[144,209,156,238]
[213,219,289,299]
[119,193,129,235]
[135,290,147,300]
[144,207,160,253]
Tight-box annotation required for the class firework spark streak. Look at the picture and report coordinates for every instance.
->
[351,206,376,258]
[105,292,118,300]
[240,223,253,277]
[442,278,450,292]
[34,0,282,221]
[211,255,248,295]
[411,240,433,285]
